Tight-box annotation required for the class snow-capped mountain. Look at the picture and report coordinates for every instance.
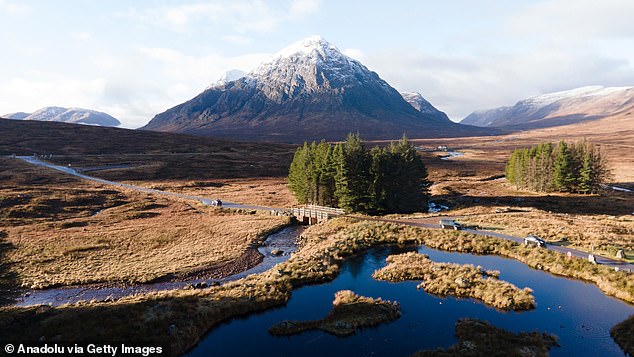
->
[3,107,120,127]
[3,112,30,120]
[144,36,478,142]
[401,92,448,117]
[461,85,634,129]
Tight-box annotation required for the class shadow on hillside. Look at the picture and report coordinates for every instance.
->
[0,231,20,306]
[436,191,633,216]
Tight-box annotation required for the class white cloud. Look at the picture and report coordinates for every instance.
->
[129,0,319,35]
[290,0,320,18]
[71,31,93,41]
[511,0,634,40]
[0,0,30,15]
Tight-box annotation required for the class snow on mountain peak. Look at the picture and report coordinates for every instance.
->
[208,69,247,89]
[251,35,357,77]
[273,35,336,58]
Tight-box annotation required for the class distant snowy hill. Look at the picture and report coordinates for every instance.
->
[144,36,484,142]
[3,107,120,127]
[461,86,634,129]
[3,112,30,120]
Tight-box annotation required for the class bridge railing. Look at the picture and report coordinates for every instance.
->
[289,205,345,222]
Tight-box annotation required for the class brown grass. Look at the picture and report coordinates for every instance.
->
[268,290,400,336]
[373,252,535,310]
[132,177,298,208]
[461,211,634,261]
[413,318,559,357]
[1,158,290,288]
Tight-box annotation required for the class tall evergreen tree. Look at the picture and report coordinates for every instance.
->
[336,133,372,212]
[505,139,609,194]
[552,141,573,192]
[288,143,310,203]
[388,135,430,213]
[578,149,593,194]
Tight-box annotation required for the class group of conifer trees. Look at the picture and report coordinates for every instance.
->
[505,140,609,193]
[288,133,431,214]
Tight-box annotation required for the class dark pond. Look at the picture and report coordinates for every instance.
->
[187,245,634,357]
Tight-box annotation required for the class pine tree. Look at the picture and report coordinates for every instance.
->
[369,146,389,213]
[388,135,430,213]
[336,133,371,212]
[578,149,593,194]
[288,143,311,203]
[552,141,573,192]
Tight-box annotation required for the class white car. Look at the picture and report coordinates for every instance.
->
[439,219,462,230]
[524,234,546,247]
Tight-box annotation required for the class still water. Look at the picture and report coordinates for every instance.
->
[187,245,633,356]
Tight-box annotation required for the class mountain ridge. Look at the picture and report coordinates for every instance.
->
[3,106,121,127]
[461,85,634,129]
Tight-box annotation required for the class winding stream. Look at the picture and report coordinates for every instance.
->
[15,226,303,307]
[440,151,465,160]
[187,245,633,357]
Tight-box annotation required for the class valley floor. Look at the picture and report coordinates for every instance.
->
[1,124,633,356]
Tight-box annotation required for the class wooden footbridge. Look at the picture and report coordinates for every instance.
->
[288,205,345,225]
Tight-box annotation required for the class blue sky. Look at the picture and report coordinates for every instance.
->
[1,0,633,127]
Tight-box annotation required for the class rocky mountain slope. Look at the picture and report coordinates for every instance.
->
[3,107,120,127]
[144,36,484,142]
[401,92,448,117]
[462,86,634,129]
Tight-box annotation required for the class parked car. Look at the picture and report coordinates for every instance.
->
[524,234,546,247]
[439,219,462,230]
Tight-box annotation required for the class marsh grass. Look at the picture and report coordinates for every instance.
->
[611,313,634,356]
[413,318,559,357]
[268,290,400,336]
[1,158,291,288]
[373,252,535,310]
[461,211,634,260]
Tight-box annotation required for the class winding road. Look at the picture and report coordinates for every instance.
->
[15,155,634,273]
[16,156,272,211]
[375,216,634,272]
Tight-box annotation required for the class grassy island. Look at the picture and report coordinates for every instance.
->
[611,313,634,356]
[269,290,400,336]
[373,252,535,310]
[414,318,559,357]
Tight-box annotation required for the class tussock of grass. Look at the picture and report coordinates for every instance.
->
[413,318,558,357]
[269,290,400,336]
[373,252,535,310]
[611,313,634,356]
